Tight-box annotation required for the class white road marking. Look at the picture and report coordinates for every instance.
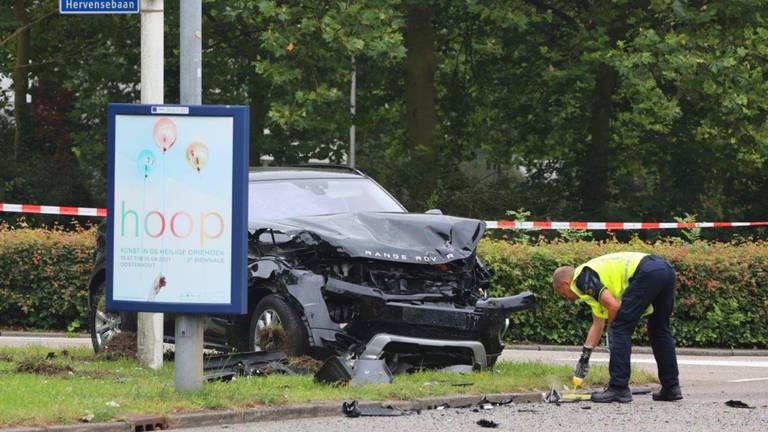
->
[558,357,768,368]
[728,377,768,383]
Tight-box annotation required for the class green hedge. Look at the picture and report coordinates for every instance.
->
[1,227,766,348]
[0,226,94,331]
[480,238,768,348]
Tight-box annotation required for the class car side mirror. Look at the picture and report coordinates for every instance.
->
[425,209,443,215]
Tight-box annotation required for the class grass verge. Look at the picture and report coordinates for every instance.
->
[0,346,657,427]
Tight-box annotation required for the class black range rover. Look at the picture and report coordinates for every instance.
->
[89,165,534,368]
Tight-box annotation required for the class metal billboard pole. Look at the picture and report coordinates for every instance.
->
[137,0,165,371]
[175,0,204,392]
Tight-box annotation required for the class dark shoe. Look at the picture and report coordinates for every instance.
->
[652,384,683,401]
[591,386,633,403]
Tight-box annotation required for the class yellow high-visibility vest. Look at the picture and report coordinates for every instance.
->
[570,252,652,319]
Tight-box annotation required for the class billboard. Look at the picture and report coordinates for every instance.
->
[106,104,249,314]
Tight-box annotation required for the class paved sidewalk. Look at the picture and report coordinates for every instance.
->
[508,343,768,356]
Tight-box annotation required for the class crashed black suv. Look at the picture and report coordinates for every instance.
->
[88,165,534,368]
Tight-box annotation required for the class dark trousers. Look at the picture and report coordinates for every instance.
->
[609,255,680,389]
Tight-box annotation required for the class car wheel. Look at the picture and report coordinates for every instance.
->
[249,294,309,356]
[89,281,135,353]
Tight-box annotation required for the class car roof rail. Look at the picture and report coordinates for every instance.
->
[287,163,364,176]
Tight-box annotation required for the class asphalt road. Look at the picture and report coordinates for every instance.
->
[186,400,768,432]
[182,349,768,432]
[0,335,91,349]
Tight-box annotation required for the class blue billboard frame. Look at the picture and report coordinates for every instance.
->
[60,0,140,14]
[106,103,249,314]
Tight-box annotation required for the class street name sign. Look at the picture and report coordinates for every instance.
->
[60,0,140,14]
[106,103,249,314]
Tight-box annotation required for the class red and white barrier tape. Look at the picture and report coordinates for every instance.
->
[485,221,768,230]
[1,202,767,230]
[0,203,107,217]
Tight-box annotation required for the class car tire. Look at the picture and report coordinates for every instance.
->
[248,294,309,356]
[89,281,136,353]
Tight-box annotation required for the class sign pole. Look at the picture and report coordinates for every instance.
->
[175,0,204,392]
[137,0,165,371]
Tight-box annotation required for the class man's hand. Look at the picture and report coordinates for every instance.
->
[573,345,593,382]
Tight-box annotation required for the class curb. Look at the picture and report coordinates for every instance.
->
[506,344,768,357]
[0,331,89,339]
[1,392,543,432]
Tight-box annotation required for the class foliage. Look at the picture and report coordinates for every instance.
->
[0,224,95,330]
[480,237,768,348]
[1,1,766,224]
[1,227,766,350]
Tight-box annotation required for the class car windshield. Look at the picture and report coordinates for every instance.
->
[249,178,405,220]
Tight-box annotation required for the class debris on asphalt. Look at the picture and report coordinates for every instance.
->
[581,406,592,410]
[544,385,651,404]
[725,400,755,409]
[342,396,515,419]
[517,409,539,413]
[342,401,409,417]
[543,388,562,404]
[476,419,500,428]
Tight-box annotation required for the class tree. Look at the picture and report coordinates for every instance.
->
[10,0,30,161]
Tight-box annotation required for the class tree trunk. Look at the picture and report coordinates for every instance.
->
[247,84,269,167]
[403,4,438,207]
[12,0,31,162]
[403,4,437,154]
[580,62,617,216]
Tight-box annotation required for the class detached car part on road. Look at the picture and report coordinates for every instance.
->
[88,165,535,368]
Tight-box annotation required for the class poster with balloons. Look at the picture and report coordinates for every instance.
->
[106,104,249,314]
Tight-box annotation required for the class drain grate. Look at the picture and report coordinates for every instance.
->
[128,415,167,431]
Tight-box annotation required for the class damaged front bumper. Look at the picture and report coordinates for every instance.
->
[288,275,536,368]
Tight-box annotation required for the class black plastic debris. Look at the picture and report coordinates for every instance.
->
[725,400,755,409]
[543,388,561,403]
[315,356,354,383]
[517,409,539,413]
[202,351,291,381]
[476,419,500,428]
[581,406,592,410]
[342,401,407,417]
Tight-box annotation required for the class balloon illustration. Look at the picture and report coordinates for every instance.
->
[153,117,177,152]
[186,141,209,172]
[137,149,157,179]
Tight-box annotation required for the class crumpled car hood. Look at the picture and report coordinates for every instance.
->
[249,212,485,264]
